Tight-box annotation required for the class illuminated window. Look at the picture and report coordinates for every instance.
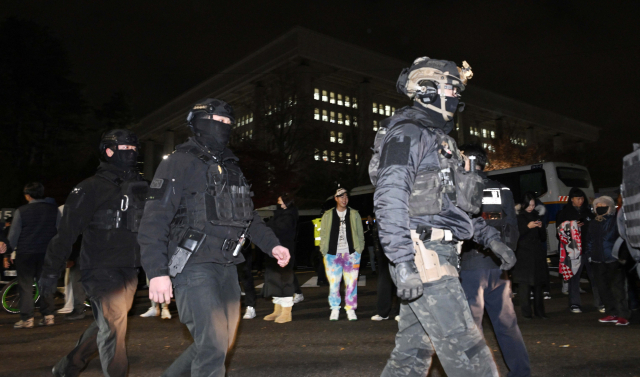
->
[482,129,487,138]
[330,92,335,104]
[373,120,378,132]
[314,88,320,100]
[338,132,343,144]
[346,152,352,164]
[391,107,396,114]
[345,96,350,107]
[323,150,328,162]
[249,130,253,139]
[339,151,344,163]
[345,115,350,126]
[267,105,272,116]
[314,149,320,161]
[330,151,336,163]
[353,116,358,127]
[373,102,378,114]
[330,111,335,123]
[314,108,320,120]
[337,113,343,125]
[352,97,358,109]
[322,90,328,102]
[385,105,391,116]
[337,94,343,106]
[379,104,384,114]
[249,113,253,122]
[330,131,336,143]
[491,130,496,139]
[322,110,328,122]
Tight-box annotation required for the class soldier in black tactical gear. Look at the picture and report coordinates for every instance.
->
[137,98,290,377]
[371,57,517,377]
[458,144,531,377]
[40,129,148,377]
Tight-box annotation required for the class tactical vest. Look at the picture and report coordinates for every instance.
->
[89,171,149,232]
[172,146,254,230]
[369,116,484,216]
[622,143,640,248]
[481,183,516,249]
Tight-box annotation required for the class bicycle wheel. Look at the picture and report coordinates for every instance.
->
[2,279,41,314]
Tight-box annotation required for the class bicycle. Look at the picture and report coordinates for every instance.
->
[1,270,40,314]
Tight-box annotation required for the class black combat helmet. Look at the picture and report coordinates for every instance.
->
[99,129,140,169]
[186,98,236,128]
[186,98,235,152]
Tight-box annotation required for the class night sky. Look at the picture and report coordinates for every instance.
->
[3,0,639,188]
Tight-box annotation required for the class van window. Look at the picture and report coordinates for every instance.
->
[490,169,547,201]
[556,167,590,188]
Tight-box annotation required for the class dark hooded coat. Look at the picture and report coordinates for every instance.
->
[513,204,548,285]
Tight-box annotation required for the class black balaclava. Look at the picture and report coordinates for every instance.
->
[187,98,236,153]
[100,129,140,170]
[415,96,459,133]
[107,147,138,169]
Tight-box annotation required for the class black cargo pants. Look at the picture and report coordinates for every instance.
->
[54,268,138,377]
[163,262,241,377]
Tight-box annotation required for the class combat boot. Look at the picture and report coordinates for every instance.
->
[275,306,292,323]
[263,304,282,321]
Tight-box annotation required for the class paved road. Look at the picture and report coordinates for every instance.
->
[1,269,638,377]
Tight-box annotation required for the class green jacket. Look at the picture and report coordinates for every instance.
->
[319,207,365,255]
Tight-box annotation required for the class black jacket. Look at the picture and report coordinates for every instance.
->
[555,198,593,255]
[513,209,547,285]
[586,214,618,263]
[461,173,519,271]
[43,163,144,277]
[267,206,298,253]
[138,138,280,280]
[373,105,500,264]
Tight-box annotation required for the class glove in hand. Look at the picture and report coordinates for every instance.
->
[394,261,424,301]
[38,275,59,296]
[489,240,517,270]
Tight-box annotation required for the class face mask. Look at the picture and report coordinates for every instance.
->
[595,207,608,216]
[192,118,231,152]
[107,148,138,169]
[416,96,458,133]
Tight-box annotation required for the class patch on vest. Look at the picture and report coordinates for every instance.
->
[150,178,164,189]
[71,187,82,194]
[380,136,411,168]
[482,188,502,205]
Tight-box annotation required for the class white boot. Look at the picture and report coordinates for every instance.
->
[140,302,159,317]
[243,306,256,319]
[161,304,171,319]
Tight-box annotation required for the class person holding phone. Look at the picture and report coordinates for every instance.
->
[513,192,548,319]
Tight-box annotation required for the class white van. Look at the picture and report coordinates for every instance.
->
[487,162,595,255]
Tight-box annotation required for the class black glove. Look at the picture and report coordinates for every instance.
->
[489,240,517,270]
[38,274,59,296]
[394,261,424,301]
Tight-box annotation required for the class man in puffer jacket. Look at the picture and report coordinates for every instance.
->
[588,195,631,326]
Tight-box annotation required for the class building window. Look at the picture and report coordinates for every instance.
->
[339,151,344,163]
[314,88,320,100]
[391,107,396,114]
[330,111,335,123]
[322,90,328,102]
[345,96,350,107]
[385,105,391,116]
[322,110,328,122]
[373,102,378,114]
[330,151,335,163]
[352,97,358,109]
[353,116,358,127]
[249,130,253,139]
[249,113,253,122]
[345,115,350,126]
[314,108,320,120]
[373,120,378,132]
[379,104,384,114]
[482,129,487,138]
[314,149,320,161]
[330,92,335,104]
[338,132,343,144]
[337,94,343,106]
[330,131,336,143]
[337,113,343,125]
[323,150,328,162]
[491,130,496,139]
[346,152,352,164]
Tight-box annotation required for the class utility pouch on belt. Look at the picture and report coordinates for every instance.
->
[168,228,207,277]
[411,229,459,283]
